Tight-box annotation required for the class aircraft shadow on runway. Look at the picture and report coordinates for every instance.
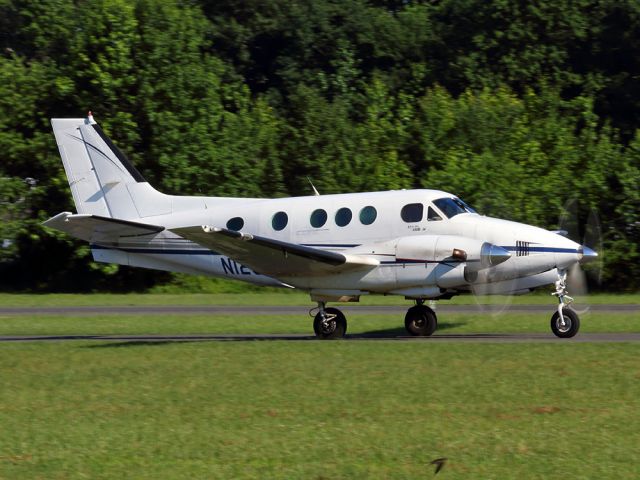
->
[82,322,470,348]
[356,321,464,338]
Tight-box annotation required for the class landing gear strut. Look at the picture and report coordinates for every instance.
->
[550,271,580,338]
[404,300,438,336]
[312,302,347,339]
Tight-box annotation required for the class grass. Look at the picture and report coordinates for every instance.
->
[0,299,639,479]
[0,291,638,307]
[0,340,638,479]
[0,312,638,336]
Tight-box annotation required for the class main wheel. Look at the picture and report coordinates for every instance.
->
[550,308,580,338]
[313,308,347,339]
[405,305,437,336]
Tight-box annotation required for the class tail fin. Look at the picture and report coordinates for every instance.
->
[51,114,170,219]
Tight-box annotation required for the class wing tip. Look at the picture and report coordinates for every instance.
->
[42,211,73,229]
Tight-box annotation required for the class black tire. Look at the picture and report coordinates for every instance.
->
[313,308,347,339]
[404,305,437,336]
[550,308,580,338]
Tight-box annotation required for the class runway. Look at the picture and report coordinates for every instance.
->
[1,333,639,343]
[0,304,638,316]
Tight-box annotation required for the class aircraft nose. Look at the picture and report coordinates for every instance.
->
[579,245,598,264]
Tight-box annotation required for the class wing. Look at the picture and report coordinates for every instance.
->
[171,226,379,277]
[43,212,164,242]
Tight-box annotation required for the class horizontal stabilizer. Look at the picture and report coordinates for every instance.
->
[43,212,164,243]
[171,226,378,277]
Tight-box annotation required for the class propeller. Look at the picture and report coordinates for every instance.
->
[468,245,519,316]
[583,208,604,284]
[557,199,604,314]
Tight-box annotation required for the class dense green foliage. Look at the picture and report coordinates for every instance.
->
[0,0,638,291]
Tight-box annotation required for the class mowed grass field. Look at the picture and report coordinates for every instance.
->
[1,293,639,479]
[0,291,638,307]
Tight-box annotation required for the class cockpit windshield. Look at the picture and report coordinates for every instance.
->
[432,197,477,219]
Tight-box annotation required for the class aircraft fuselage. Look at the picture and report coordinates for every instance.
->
[91,188,587,298]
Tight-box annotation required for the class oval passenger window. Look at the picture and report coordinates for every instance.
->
[359,206,377,225]
[226,217,244,231]
[310,209,328,228]
[335,207,352,227]
[272,211,288,231]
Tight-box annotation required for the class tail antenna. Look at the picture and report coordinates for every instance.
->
[307,177,320,196]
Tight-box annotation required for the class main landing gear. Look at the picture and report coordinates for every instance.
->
[312,302,347,339]
[311,300,440,339]
[404,300,438,336]
[550,271,580,338]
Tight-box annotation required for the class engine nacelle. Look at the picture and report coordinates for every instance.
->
[396,235,509,265]
[395,234,512,288]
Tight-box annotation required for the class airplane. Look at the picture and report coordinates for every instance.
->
[44,113,598,339]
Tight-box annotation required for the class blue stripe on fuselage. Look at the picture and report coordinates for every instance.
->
[500,246,579,254]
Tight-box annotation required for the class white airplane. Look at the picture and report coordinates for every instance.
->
[44,113,597,339]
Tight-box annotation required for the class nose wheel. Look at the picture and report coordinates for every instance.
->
[550,308,580,338]
[550,271,580,338]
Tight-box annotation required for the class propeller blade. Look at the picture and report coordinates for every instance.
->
[568,262,587,295]
[583,208,604,285]
[567,260,589,315]
[470,259,518,316]
[557,200,604,313]
[558,199,580,243]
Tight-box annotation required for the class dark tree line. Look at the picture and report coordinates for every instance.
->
[0,0,638,291]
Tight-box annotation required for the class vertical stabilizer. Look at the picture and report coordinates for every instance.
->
[51,114,170,219]
[51,117,111,217]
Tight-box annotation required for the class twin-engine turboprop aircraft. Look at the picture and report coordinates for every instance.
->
[44,114,597,339]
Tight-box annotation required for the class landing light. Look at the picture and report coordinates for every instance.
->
[452,249,467,261]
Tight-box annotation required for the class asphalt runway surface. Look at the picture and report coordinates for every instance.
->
[0,303,637,343]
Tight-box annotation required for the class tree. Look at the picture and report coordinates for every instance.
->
[0,0,638,291]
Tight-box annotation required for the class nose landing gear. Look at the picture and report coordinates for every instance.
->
[550,271,580,338]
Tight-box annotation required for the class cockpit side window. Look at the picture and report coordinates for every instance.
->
[427,206,442,221]
[433,197,476,219]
